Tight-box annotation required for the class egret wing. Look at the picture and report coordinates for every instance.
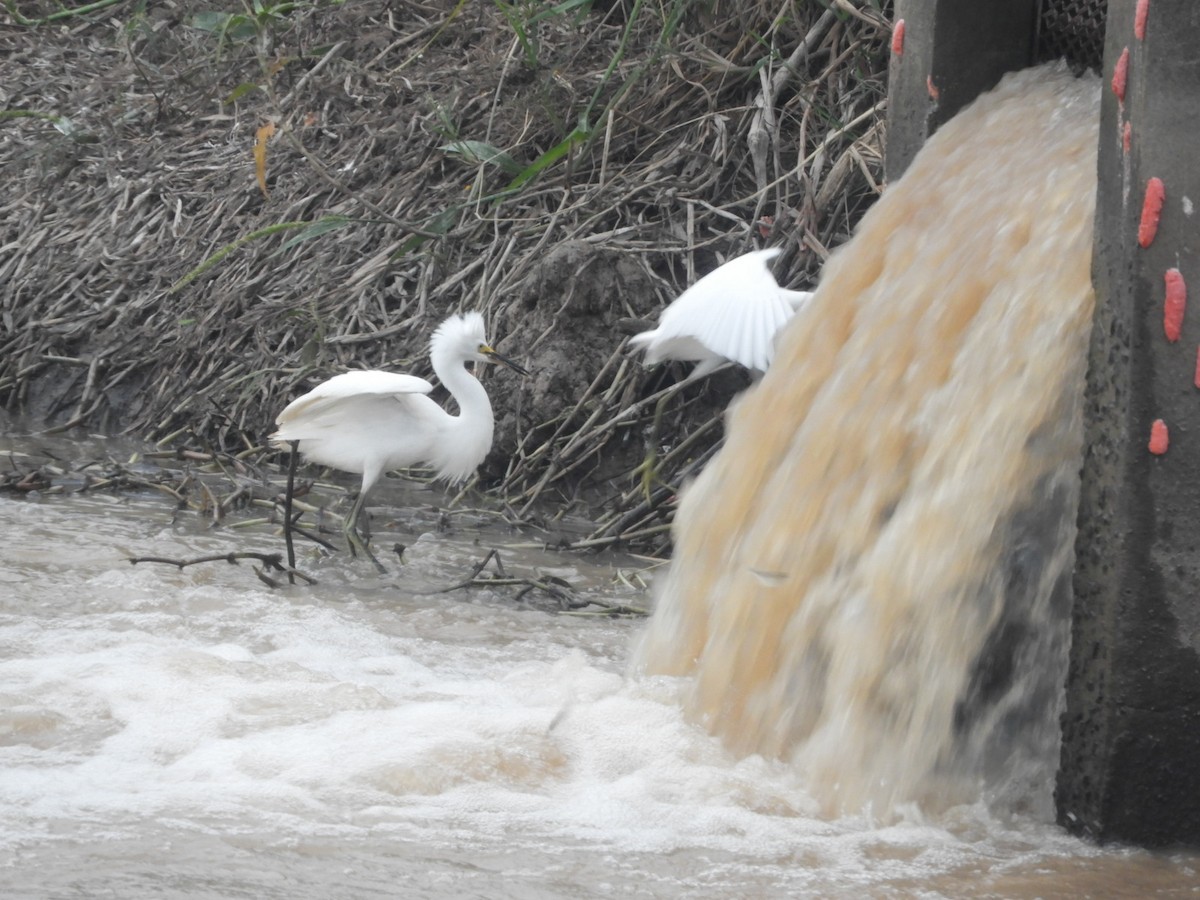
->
[652,249,796,372]
[274,370,433,429]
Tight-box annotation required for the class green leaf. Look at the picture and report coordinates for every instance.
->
[271,216,354,255]
[190,10,230,31]
[493,0,537,68]
[529,0,593,25]
[0,109,96,142]
[439,140,522,176]
[0,109,63,127]
[505,126,590,191]
[190,11,257,41]
[223,82,261,105]
[393,207,461,258]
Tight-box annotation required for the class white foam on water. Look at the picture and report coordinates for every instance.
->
[0,491,1150,900]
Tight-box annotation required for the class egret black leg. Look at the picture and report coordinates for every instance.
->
[343,490,387,574]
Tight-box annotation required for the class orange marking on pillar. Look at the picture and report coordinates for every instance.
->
[1111,47,1129,102]
[1164,268,1186,342]
[1149,419,1169,455]
[1122,121,1132,153]
[891,19,905,57]
[1138,177,1165,248]
[926,75,939,102]
[1135,0,1150,39]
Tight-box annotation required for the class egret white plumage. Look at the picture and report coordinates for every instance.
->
[271,312,528,569]
[629,247,812,379]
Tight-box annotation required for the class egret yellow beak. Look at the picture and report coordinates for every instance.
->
[480,345,530,376]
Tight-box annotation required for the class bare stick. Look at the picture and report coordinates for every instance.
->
[128,551,317,585]
[283,439,299,582]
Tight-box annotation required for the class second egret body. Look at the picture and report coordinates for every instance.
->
[271,312,528,566]
[629,247,812,379]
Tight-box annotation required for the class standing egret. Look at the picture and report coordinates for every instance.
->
[629,247,812,379]
[271,311,528,569]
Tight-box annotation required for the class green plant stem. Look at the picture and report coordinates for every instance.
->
[169,221,314,292]
[3,0,127,25]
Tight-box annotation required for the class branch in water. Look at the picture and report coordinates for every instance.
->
[434,548,646,616]
[128,551,317,585]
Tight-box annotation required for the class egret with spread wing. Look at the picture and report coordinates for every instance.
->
[272,312,528,569]
[629,248,812,379]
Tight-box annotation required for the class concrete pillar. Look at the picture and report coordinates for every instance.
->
[1057,0,1200,847]
[885,0,1038,180]
[885,0,1200,848]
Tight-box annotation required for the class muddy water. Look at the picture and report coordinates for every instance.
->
[0,455,1196,897]
[3,65,1200,896]
[634,63,1110,823]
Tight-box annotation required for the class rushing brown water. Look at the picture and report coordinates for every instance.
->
[634,64,1101,820]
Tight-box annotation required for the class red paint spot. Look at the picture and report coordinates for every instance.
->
[926,75,940,102]
[1149,419,1169,455]
[891,19,905,56]
[1122,120,1132,153]
[1164,268,1187,342]
[1135,0,1150,39]
[1111,47,1129,102]
[1194,346,1200,389]
[1138,177,1166,248]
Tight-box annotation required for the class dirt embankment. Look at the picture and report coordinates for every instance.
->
[0,0,889,551]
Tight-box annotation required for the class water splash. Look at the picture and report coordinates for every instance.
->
[632,64,1101,820]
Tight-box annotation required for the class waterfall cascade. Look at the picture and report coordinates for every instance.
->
[633,64,1101,820]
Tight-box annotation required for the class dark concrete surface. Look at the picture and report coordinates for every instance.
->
[885,0,1039,181]
[886,0,1200,848]
[1057,0,1200,848]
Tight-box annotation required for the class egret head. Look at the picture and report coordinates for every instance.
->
[432,312,530,375]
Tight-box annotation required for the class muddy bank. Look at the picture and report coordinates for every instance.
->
[0,0,888,550]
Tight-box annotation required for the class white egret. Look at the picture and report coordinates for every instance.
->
[271,312,528,569]
[629,247,812,379]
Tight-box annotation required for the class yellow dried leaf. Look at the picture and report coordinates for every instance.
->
[253,122,277,199]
